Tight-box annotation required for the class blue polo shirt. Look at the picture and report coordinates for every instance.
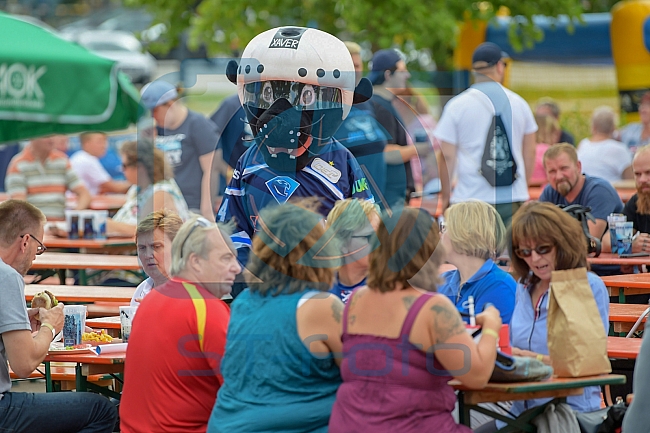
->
[437,259,516,324]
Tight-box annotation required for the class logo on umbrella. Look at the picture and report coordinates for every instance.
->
[0,63,46,109]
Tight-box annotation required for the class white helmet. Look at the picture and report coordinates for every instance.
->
[235,26,356,119]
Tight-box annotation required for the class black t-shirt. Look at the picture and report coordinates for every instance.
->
[623,194,650,234]
[370,94,414,205]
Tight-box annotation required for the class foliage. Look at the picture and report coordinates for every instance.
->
[126,0,589,69]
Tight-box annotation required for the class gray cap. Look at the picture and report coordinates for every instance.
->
[140,80,178,110]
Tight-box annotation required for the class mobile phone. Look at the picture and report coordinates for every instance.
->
[619,252,650,258]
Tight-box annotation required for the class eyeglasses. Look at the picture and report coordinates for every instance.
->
[179,217,212,258]
[514,244,554,258]
[23,233,47,255]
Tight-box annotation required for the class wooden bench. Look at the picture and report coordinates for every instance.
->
[10,364,113,391]
[610,303,649,335]
[86,301,125,318]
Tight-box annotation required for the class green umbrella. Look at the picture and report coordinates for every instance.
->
[0,12,144,143]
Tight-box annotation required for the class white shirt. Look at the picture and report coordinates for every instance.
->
[577,138,632,184]
[69,150,112,196]
[434,84,537,204]
[131,277,154,307]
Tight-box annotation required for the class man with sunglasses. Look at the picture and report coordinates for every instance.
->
[0,199,118,433]
[121,216,241,432]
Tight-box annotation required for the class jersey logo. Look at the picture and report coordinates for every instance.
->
[265,176,300,204]
[311,158,341,183]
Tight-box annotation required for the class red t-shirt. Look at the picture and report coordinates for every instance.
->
[120,280,230,432]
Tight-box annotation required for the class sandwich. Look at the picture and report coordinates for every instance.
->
[31,290,59,320]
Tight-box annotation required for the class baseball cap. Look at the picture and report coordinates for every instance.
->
[367,49,402,85]
[472,42,509,69]
[140,80,178,110]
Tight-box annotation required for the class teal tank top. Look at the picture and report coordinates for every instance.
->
[207,288,341,432]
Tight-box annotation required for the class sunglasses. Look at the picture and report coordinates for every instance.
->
[24,233,47,255]
[179,217,212,258]
[514,244,554,258]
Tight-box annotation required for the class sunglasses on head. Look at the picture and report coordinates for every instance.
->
[515,244,554,258]
[179,217,212,258]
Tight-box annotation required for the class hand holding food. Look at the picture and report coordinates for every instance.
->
[31,290,58,320]
[39,304,64,334]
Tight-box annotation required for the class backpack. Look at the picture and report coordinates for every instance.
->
[560,204,602,257]
[472,82,518,187]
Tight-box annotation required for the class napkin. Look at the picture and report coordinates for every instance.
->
[96,342,127,355]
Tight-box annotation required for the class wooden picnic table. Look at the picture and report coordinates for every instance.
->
[30,251,141,285]
[608,336,643,360]
[32,252,140,271]
[43,235,135,250]
[24,285,135,304]
[453,374,626,431]
[588,253,650,267]
[86,316,121,329]
[44,350,126,398]
[610,303,649,334]
[0,193,126,211]
[601,273,650,303]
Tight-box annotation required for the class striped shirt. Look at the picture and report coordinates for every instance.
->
[5,146,82,220]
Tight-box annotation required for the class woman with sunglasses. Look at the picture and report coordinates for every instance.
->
[107,140,191,237]
[476,201,609,432]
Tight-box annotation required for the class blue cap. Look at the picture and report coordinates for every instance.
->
[472,42,509,69]
[140,80,178,110]
[367,49,402,85]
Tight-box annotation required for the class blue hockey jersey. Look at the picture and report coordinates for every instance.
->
[216,139,374,251]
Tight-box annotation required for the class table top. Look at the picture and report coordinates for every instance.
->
[609,303,650,323]
[86,316,121,329]
[452,374,626,394]
[588,253,650,266]
[43,235,135,250]
[25,285,135,303]
[44,350,126,364]
[31,252,140,271]
[67,194,126,211]
[607,336,643,359]
[601,273,650,288]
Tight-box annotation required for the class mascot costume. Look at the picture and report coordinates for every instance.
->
[217,26,376,274]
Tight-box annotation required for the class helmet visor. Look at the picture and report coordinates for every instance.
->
[243,80,343,110]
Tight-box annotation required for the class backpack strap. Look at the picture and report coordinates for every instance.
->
[182,282,207,352]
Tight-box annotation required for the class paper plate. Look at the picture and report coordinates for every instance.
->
[48,343,95,354]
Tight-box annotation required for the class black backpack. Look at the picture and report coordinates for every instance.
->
[560,204,602,257]
[473,82,518,187]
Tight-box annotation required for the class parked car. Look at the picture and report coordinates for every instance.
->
[76,30,157,84]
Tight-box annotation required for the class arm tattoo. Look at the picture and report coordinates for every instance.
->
[402,296,417,311]
[430,304,465,344]
[331,300,344,324]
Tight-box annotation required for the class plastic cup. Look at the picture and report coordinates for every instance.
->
[616,221,634,256]
[119,306,137,342]
[93,210,108,240]
[63,305,87,347]
[607,214,626,254]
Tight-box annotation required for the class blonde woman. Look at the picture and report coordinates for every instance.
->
[530,113,561,186]
[437,200,516,324]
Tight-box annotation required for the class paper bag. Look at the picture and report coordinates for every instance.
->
[547,267,611,377]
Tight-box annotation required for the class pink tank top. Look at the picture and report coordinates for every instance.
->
[328,291,471,433]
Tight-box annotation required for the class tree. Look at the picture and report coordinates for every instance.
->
[125,0,586,69]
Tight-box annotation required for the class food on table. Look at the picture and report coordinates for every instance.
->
[82,329,113,343]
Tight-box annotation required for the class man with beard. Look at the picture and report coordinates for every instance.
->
[0,200,117,433]
[540,143,623,240]
[602,144,650,252]
[216,27,374,279]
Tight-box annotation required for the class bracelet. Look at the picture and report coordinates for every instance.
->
[41,322,55,337]
[536,354,544,362]
[482,328,499,339]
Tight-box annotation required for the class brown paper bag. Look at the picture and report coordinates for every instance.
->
[547,267,611,377]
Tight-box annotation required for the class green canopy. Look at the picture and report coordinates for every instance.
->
[0,12,144,143]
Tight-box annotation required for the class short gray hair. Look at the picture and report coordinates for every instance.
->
[170,216,234,276]
[591,106,617,135]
